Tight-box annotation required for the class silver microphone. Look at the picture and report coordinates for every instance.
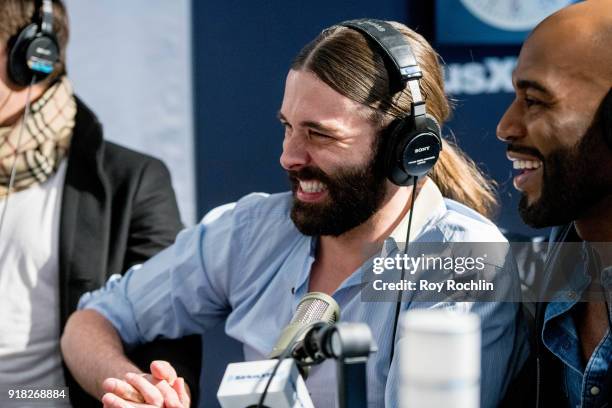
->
[268,292,340,358]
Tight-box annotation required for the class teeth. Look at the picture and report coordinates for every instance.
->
[299,180,326,193]
[512,160,542,170]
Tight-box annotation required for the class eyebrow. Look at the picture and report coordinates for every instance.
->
[515,79,553,96]
[277,111,343,135]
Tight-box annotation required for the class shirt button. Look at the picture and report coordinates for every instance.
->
[590,386,600,396]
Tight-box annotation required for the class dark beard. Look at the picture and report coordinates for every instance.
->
[518,120,612,228]
[288,151,387,237]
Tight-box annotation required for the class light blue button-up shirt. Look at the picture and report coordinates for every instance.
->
[79,180,527,408]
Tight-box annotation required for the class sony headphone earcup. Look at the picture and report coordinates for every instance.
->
[601,88,612,150]
[385,114,442,186]
[8,24,39,87]
[7,23,59,87]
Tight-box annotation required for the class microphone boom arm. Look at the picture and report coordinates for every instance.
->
[293,322,375,408]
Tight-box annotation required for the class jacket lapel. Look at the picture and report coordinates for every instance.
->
[58,97,110,327]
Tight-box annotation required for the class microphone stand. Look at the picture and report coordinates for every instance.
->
[336,353,369,408]
[296,322,374,408]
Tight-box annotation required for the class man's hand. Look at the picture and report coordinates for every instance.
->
[100,361,190,408]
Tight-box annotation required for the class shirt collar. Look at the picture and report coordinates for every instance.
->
[386,177,446,250]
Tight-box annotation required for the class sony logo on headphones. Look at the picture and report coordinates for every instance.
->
[36,47,52,56]
[360,21,385,32]
[414,146,430,153]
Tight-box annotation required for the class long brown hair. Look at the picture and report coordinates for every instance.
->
[291,21,498,218]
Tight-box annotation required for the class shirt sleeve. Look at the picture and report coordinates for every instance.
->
[77,202,240,348]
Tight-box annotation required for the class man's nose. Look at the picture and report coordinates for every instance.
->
[280,132,310,171]
[496,99,526,143]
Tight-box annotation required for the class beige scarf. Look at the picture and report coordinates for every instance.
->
[0,77,76,197]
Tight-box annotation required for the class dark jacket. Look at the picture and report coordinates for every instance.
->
[60,97,201,407]
[502,224,612,407]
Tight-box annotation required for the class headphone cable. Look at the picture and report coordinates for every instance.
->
[0,75,37,242]
[389,175,418,367]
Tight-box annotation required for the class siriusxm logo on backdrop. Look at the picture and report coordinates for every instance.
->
[444,57,516,95]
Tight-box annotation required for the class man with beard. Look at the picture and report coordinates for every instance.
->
[496,1,612,406]
[62,20,526,408]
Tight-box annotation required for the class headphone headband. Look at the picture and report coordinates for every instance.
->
[39,0,55,36]
[340,19,428,118]
[340,19,422,94]
[339,19,442,186]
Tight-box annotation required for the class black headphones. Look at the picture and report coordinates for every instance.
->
[340,19,442,186]
[7,0,59,87]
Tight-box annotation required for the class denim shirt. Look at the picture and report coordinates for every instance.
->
[542,244,612,408]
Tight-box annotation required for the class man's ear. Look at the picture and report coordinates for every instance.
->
[0,45,11,88]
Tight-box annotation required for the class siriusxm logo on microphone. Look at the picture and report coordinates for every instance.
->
[227,372,272,382]
[414,146,430,153]
[218,359,315,408]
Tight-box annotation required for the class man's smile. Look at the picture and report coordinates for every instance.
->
[507,151,543,193]
[296,179,328,202]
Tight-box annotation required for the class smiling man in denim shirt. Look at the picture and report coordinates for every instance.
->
[497,1,612,406]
